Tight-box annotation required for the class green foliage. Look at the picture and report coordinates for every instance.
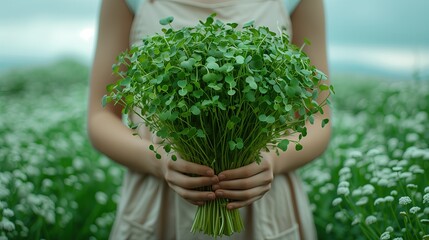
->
[0,60,122,240]
[106,14,330,167]
[105,14,330,237]
[1,60,428,240]
[300,76,429,240]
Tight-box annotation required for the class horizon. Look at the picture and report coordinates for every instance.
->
[1,0,428,80]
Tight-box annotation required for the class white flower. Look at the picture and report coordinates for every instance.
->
[339,168,351,176]
[399,196,412,205]
[349,150,363,158]
[2,208,14,218]
[0,186,10,199]
[362,184,375,195]
[380,231,390,240]
[325,223,333,233]
[344,158,356,167]
[356,197,368,206]
[367,148,382,157]
[334,211,347,221]
[386,226,394,232]
[377,178,389,187]
[374,198,386,206]
[365,215,377,225]
[332,198,342,206]
[337,187,350,196]
[391,190,398,196]
[420,219,429,224]
[352,188,363,197]
[423,193,429,204]
[406,133,419,143]
[410,206,421,214]
[351,214,361,225]
[392,238,403,240]
[338,181,350,188]
[0,218,15,232]
[95,191,108,205]
[384,196,394,202]
[424,186,429,193]
[392,166,403,172]
[406,184,418,189]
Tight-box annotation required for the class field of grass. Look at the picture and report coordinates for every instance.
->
[0,60,428,239]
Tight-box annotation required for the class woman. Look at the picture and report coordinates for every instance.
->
[87,0,330,239]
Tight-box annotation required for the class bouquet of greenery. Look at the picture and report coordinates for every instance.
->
[103,14,332,237]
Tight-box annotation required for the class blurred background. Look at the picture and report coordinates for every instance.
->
[1,0,428,79]
[1,1,428,240]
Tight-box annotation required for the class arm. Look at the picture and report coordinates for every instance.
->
[214,0,331,208]
[87,0,217,205]
[87,0,163,176]
[270,0,331,174]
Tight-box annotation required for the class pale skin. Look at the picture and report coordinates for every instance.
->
[88,0,330,209]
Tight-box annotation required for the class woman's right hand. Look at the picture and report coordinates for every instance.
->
[161,154,219,206]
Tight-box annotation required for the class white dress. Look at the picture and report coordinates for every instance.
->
[109,0,317,239]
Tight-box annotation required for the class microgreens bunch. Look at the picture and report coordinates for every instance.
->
[104,14,330,237]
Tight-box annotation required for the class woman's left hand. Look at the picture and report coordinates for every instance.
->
[212,153,274,209]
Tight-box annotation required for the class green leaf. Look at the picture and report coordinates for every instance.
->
[226,120,235,130]
[228,140,236,150]
[206,56,216,62]
[243,20,255,28]
[278,139,290,151]
[246,76,257,90]
[192,89,204,98]
[295,143,303,151]
[159,16,174,25]
[149,145,155,151]
[235,56,244,64]
[190,105,201,115]
[101,95,111,107]
[178,89,188,96]
[235,138,244,149]
[171,155,177,161]
[207,62,219,70]
[202,73,221,82]
[196,129,205,138]
[156,128,169,138]
[322,118,330,128]
[309,115,315,125]
[228,89,236,96]
[319,84,330,91]
[266,115,275,124]
[163,144,171,153]
[177,80,187,88]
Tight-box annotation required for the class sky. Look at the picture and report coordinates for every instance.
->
[1,0,428,79]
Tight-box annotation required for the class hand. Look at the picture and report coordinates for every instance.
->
[212,153,274,210]
[162,155,219,206]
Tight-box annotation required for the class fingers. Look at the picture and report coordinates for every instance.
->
[165,168,218,189]
[169,158,215,177]
[163,157,218,205]
[217,161,269,181]
[169,184,216,204]
[226,196,264,210]
[213,159,274,209]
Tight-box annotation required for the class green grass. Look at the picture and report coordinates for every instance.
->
[0,61,428,239]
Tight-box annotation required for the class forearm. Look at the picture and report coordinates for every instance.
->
[87,111,164,178]
[269,109,331,174]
